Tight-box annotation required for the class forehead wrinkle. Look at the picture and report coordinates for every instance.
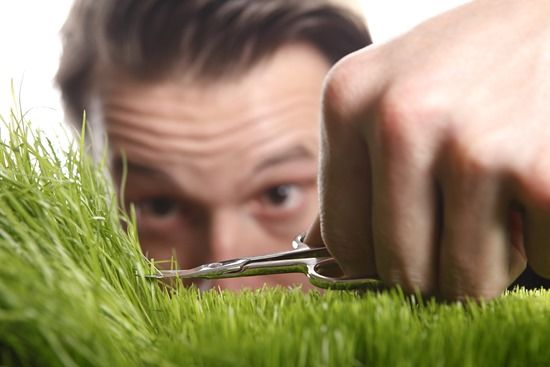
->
[103,90,321,141]
[235,128,319,174]
[107,120,313,170]
[104,103,263,144]
[104,94,321,164]
[231,102,322,153]
[233,115,320,156]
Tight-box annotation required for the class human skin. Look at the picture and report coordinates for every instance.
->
[308,0,550,300]
[96,44,330,290]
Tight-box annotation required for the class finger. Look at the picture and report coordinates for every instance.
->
[439,166,524,300]
[367,110,440,294]
[318,115,375,277]
[507,207,528,280]
[318,63,379,277]
[304,217,325,248]
[318,48,389,278]
[512,167,550,280]
[523,207,550,279]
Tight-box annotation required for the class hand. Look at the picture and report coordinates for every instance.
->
[309,0,550,300]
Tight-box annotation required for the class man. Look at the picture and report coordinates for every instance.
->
[56,0,370,289]
[307,0,550,299]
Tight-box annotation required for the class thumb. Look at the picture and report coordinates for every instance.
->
[304,217,325,248]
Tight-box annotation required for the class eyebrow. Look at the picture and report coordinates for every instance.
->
[252,146,316,174]
[113,158,169,179]
[112,145,315,178]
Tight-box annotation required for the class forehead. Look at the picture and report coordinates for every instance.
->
[98,44,329,199]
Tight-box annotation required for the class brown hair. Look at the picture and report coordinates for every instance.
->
[56,0,371,127]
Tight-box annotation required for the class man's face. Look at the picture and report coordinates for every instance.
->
[98,44,329,289]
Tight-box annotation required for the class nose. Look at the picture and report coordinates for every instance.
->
[203,209,313,290]
[208,208,246,261]
[207,209,254,289]
[206,209,280,290]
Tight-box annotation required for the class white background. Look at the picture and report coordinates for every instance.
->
[0,0,74,142]
[0,0,469,144]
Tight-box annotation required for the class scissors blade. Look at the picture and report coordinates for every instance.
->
[145,258,249,279]
[145,246,330,280]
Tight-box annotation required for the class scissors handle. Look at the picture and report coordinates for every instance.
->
[291,235,384,290]
[306,258,383,290]
[218,235,383,290]
[227,255,383,290]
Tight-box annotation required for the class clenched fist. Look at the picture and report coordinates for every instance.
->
[311,0,550,300]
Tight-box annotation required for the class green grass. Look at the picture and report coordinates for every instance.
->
[0,106,550,367]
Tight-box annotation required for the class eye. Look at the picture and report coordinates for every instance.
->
[135,197,179,218]
[251,183,311,225]
[260,184,301,208]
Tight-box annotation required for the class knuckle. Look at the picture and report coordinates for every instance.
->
[442,134,498,181]
[322,53,364,125]
[379,77,446,131]
[379,80,436,131]
[375,79,445,159]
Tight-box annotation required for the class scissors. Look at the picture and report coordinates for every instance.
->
[145,234,383,290]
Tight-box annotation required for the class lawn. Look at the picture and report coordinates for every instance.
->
[0,109,549,367]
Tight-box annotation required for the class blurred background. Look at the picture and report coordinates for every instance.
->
[0,0,469,144]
